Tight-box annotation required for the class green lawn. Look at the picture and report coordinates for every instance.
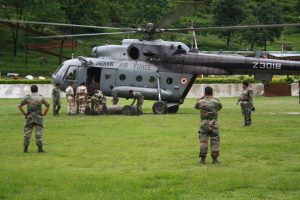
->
[0,97,299,200]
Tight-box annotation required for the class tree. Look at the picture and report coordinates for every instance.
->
[211,0,247,48]
[253,0,283,50]
[0,0,39,56]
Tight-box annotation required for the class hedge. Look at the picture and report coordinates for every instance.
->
[195,76,298,84]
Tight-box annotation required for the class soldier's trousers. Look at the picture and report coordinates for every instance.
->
[199,120,220,158]
[241,102,251,125]
[78,98,86,114]
[53,100,61,116]
[24,123,43,147]
[137,101,143,115]
[67,96,75,114]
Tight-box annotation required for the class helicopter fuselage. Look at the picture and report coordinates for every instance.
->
[52,38,300,114]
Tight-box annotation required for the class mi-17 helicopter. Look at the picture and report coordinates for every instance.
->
[3,20,300,114]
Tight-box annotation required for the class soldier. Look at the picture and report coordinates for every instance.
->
[237,81,254,126]
[129,90,144,115]
[18,85,50,153]
[110,85,119,105]
[195,86,222,164]
[88,78,99,96]
[52,83,61,116]
[76,82,88,115]
[65,83,75,115]
[91,90,104,114]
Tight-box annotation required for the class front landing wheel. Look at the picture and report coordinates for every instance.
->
[152,101,168,114]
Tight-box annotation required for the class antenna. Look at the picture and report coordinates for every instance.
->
[190,20,198,52]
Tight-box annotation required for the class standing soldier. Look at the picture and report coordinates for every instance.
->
[76,82,88,115]
[110,85,119,105]
[52,83,61,116]
[65,83,75,115]
[237,81,254,126]
[18,85,50,153]
[129,90,144,115]
[195,86,222,164]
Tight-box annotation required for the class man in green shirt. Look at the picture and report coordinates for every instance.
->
[52,83,61,116]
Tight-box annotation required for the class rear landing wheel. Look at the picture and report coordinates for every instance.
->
[152,101,168,114]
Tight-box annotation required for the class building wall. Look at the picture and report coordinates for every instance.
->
[0,83,298,98]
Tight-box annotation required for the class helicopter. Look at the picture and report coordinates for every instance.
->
[3,20,300,114]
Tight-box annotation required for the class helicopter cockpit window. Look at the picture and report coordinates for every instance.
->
[136,75,143,82]
[119,74,126,81]
[128,46,140,60]
[166,78,173,84]
[65,66,78,80]
[149,76,155,83]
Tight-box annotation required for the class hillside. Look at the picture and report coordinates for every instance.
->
[1,0,300,76]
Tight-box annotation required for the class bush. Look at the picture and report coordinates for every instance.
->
[195,76,296,84]
[195,77,260,84]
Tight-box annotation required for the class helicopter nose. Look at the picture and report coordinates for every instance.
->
[52,74,60,84]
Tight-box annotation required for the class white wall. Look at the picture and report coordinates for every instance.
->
[0,83,298,98]
[187,83,265,98]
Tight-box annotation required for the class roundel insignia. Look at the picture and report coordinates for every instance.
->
[180,76,189,86]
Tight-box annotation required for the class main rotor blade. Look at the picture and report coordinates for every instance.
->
[165,23,300,31]
[30,31,136,39]
[0,19,132,30]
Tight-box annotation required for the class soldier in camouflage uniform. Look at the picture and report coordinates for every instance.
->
[129,90,144,115]
[91,90,105,114]
[237,81,254,126]
[110,85,119,105]
[18,85,50,153]
[65,83,75,115]
[195,86,222,164]
[52,83,61,116]
[76,82,88,115]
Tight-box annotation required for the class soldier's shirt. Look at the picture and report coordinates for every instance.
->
[239,88,253,107]
[19,93,50,125]
[52,88,61,101]
[65,86,74,97]
[76,86,88,98]
[133,92,144,102]
[195,96,222,120]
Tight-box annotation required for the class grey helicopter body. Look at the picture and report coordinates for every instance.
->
[52,38,300,113]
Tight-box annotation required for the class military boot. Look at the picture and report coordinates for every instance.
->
[199,157,206,165]
[38,146,44,153]
[212,157,219,164]
[24,146,28,153]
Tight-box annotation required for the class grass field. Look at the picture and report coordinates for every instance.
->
[0,97,299,200]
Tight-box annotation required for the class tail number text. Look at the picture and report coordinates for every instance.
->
[253,62,281,70]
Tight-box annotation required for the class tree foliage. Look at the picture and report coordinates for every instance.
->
[211,0,247,47]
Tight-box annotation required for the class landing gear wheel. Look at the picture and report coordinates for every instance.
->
[168,105,179,114]
[152,101,168,114]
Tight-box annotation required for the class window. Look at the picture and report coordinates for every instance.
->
[136,75,143,82]
[149,76,155,83]
[128,46,140,60]
[119,74,126,81]
[166,78,173,84]
[105,74,111,79]
[64,66,78,80]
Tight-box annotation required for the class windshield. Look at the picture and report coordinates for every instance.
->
[53,63,63,76]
